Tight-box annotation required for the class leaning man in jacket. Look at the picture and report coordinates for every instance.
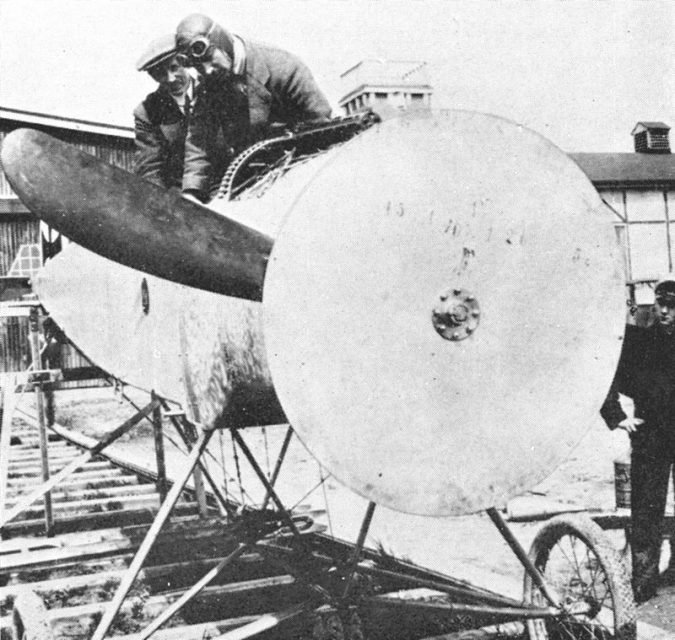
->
[133,34,195,189]
[175,13,332,203]
[601,274,675,603]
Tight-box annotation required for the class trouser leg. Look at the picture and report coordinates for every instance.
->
[630,429,670,596]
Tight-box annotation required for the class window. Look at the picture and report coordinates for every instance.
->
[7,243,42,277]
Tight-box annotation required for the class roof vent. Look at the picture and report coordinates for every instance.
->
[631,121,670,154]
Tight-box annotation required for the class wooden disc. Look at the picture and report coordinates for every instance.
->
[263,110,625,516]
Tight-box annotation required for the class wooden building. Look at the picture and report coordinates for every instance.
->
[0,107,134,375]
[570,121,675,307]
[338,60,433,115]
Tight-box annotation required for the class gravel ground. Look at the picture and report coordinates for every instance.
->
[43,386,675,636]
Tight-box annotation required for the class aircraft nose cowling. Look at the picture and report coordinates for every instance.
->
[263,109,626,516]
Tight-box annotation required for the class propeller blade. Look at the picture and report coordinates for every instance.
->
[0,128,272,300]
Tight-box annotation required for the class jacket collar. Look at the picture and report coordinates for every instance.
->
[237,37,270,88]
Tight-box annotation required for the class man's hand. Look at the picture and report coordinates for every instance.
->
[617,417,645,433]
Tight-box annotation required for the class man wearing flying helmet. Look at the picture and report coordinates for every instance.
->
[601,274,675,603]
[175,13,332,203]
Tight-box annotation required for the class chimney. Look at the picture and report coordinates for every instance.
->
[631,121,671,154]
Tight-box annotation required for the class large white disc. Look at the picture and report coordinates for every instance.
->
[263,110,625,516]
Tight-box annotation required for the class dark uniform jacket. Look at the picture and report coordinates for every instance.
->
[133,86,189,189]
[182,37,332,200]
[601,323,675,431]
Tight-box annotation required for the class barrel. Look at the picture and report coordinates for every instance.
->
[614,458,631,509]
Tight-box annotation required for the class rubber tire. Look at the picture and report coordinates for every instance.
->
[12,589,55,640]
[523,513,636,640]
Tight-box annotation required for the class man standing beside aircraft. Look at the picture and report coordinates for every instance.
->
[601,274,675,603]
[175,13,332,203]
[133,35,196,189]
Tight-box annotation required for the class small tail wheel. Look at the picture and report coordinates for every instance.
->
[12,589,55,640]
[523,514,636,640]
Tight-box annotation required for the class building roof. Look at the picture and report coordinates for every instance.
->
[0,106,134,139]
[631,121,670,133]
[340,59,430,84]
[569,152,675,188]
[339,59,432,104]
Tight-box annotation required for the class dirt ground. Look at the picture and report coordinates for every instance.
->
[41,386,675,636]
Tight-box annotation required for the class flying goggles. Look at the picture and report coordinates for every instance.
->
[179,21,216,64]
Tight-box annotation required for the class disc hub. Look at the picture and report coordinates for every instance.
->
[432,288,480,341]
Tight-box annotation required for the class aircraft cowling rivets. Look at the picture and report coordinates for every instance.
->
[431,288,480,342]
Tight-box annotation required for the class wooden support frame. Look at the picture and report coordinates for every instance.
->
[0,398,160,530]
[28,306,53,536]
[124,393,216,519]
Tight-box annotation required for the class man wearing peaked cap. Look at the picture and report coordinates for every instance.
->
[175,13,332,203]
[601,273,675,603]
[133,33,227,191]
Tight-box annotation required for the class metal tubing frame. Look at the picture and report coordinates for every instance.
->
[230,428,302,539]
[90,427,213,640]
[342,501,376,599]
[257,537,531,612]
[356,564,523,610]
[261,425,294,511]
[133,423,309,640]
[172,415,237,518]
[486,507,560,609]
[370,595,559,621]
[157,397,237,519]
[151,392,168,502]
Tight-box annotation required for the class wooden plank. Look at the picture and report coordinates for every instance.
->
[0,538,135,572]
[0,502,201,538]
[0,554,261,604]
[2,461,152,527]
[11,493,162,521]
[8,451,85,469]
[0,516,228,571]
[10,441,72,452]
[7,460,112,477]
[114,616,262,640]
[9,448,80,462]
[0,575,297,632]
[4,482,157,505]
[1,518,174,554]
[6,473,141,492]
